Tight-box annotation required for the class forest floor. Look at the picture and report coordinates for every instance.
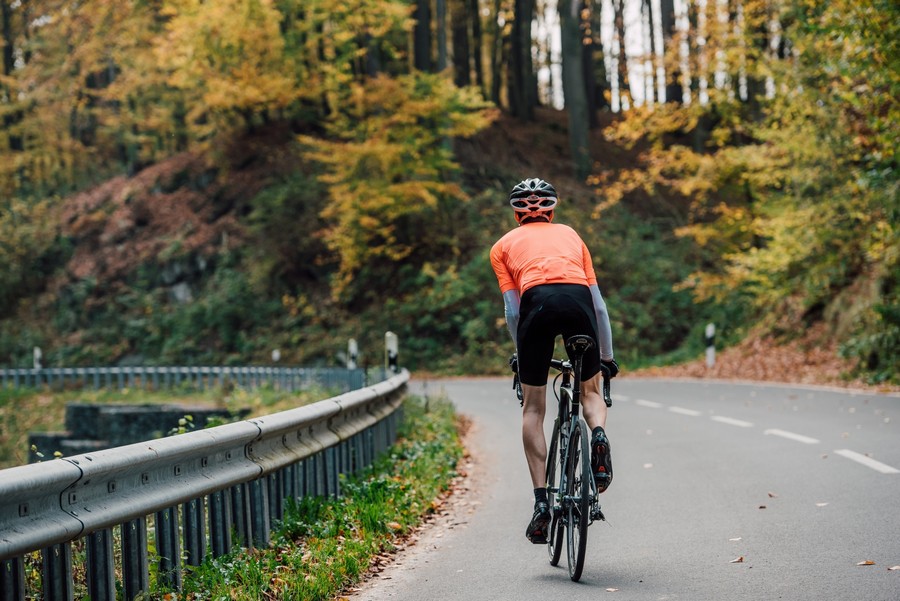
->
[630,325,900,395]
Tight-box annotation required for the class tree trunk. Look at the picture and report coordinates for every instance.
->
[582,0,598,127]
[559,0,591,179]
[643,0,656,104]
[414,0,433,72]
[589,0,609,113]
[659,0,682,103]
[437,0,448,71]
[1,0,13,78]
[490,0,504,105]
[469,0,485,94]
[613,0,630,108]
[451,0,471,86]
[0,0,21,151]
[509,0,536,120]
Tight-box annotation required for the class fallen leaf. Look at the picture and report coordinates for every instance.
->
[815,502,829,507]
[729,537,742,542]
[758,505,767,509]
[768,492,778,498]
[386,521,403,531]
[888,566,900,571]
[857,560,876,566]
[730,556,744,564]
[606,588,619,592]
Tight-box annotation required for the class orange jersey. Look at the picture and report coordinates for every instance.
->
[490,222,598,294]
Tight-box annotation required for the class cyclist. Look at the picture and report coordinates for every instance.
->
[489,177,619,545]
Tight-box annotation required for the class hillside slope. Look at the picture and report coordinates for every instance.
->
[2,108,887,392]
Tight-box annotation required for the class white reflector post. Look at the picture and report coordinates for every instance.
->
[385,332,399,373]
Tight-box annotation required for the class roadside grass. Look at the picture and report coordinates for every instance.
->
[175,395,464,600]
[0,384,337,469]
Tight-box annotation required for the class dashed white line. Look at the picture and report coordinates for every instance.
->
[763,429,820,444]
[635,399,663,409]
[834,449,900,474]
[612,394,630,403]
[669,406,702,417]
[711,415,754,428]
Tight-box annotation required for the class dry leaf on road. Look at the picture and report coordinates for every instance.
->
[857,560,876,566]
[730,556,744,564]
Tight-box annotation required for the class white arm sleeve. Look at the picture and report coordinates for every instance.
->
[502,289,521,346]
[589,284,614,361]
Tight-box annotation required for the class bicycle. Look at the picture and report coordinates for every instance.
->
[511,334,613,581]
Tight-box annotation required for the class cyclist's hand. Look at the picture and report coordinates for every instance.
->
[600,359,619,379]
[508,354,524,404]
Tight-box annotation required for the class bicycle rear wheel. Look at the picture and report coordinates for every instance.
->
[545,419,563,566]
[565,418,592,581]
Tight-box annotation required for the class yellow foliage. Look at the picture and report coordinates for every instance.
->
[300,73,493,300]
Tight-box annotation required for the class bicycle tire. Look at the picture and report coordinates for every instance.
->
[565,418,592,581]
[545,418,564,566]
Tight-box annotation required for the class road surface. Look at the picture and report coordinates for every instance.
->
[351,377,900,601]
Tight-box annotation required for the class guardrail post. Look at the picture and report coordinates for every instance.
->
[230,483,252,549]
[183,498,206,567]
[155,506,182,591]
[267,472,282,524]
[209,489,233,556]
[324,447,339,496]
[41,543,73,601]
[249,479,270,548]
[282,463,297,507]
[121,517,149,601]
[1,558,26,601]
[86,528,115,601]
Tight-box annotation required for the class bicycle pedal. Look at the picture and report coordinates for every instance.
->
[592,507,606,521]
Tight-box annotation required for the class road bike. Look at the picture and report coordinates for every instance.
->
[512,334,613,581]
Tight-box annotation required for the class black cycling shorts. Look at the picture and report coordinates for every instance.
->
[516,284,602,386]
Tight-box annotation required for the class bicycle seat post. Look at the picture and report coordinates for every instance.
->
[564,335,595,410]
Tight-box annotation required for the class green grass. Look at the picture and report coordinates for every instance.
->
[0,384,338,469]
[175,395,464,600]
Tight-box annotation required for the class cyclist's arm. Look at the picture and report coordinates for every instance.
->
[502,289,521,345]
[589,284,614,361]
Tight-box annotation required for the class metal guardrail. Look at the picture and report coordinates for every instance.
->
[0,365,371,393]
[0,369,409,600]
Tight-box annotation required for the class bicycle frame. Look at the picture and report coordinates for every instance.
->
[549,358,590,512]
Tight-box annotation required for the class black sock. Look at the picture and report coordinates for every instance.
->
[534,487,548,505]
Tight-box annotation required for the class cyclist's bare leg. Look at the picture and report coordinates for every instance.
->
[580,372,607,432]
[521,382,548,488]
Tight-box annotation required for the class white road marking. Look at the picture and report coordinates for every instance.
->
[763,429,820,444]
[635,399,663,409]
[711,415,754,428]
[669,406,702,416]
[834,449,900,474]
[612,394,630,402]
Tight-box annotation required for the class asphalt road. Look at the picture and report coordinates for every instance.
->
[351,377,900,601]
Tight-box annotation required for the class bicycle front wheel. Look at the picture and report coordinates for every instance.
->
[565,418,592,581]
[545,418,564,566]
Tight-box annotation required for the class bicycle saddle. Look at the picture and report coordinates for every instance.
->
[565,334,595,357]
